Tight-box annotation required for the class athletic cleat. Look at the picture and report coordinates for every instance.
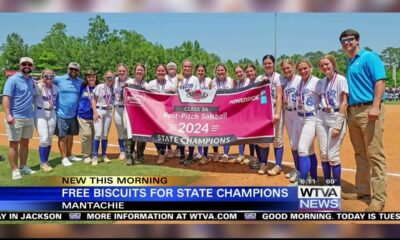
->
[20,166,36,175]
[166,149,174,159]
[134,157,143,164]
[243,157,250,165]
[235,155,245,164]
[118,152,126,161]
[258,163,267,175]
[125,158,133,165]
[268,165,282,176]
[91,156,99,166]
[40,163,53,173]
[62,158,73,167]
[289,171,299,183]
[222,154,229,164]
[195,153,203,161]
[157,154,165,165]
[12,169,22,180]
[184,159,192,166]
[199,156,208,166]
[213,152,219,162]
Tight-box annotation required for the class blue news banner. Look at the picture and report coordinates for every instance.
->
[4,185,385,221]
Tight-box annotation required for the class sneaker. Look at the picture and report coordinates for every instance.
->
[268,165,282,176]
[179,155,185,164]
[258,163,267,175]
[199,156,208,166]
[62,157,73,167]
[103,156,111,163]
[40,163,53,173]
[157,154,165,165]
[69,155,82,162]
[341,192,371,200]
[365,201,385,212]
[125,158,133,165]
[134,157,143,164]
[289,170,299,183]
[243,157,250,165]
[249,158,261,170]
[213,152,219,162]
[286,169,297,179]
[12,169,22,180]
[92,156,99,166]
[195,153,202,160]
[20,166,36,175]
[222,154,229,164]
[166,149,174,159]
[118,152,126,161]
[184,159,192,166]
[174,149,181,158]
[235,155,245,164]
[83,157,92,164]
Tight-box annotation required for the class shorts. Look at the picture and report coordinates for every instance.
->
[55,116,79,138]
[4,118,34,141]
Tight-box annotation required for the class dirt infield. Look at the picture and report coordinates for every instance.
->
[0,105,399,212]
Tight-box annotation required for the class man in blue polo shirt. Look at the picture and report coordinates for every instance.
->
[54,62,83,167]
[339,29,386,212]
[2,57,36,180]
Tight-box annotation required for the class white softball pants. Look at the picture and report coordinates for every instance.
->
[94,109,113,140]
[34,109,56,147]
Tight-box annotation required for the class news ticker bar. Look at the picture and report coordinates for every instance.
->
[0,212,399,221]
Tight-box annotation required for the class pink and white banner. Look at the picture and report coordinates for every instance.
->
[125,82,274,146]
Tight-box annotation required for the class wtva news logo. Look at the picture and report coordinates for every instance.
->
[298,186,341,211]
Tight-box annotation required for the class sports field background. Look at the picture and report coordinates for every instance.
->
[0,105,399,212]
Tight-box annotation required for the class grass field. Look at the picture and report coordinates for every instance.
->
[0,146,203,186]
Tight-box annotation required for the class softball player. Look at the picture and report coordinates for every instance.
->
[113,63,133,161]
[33,69,58,172]
[210,63,234,163]
[295,59,321,185]
[124,63,149,165]
[280,59,302,182]
[255,55,284,176]
[244,64,260,167]
[195,64,212,166]
[176,59,200,166]
[233,65,250,164]
[148,64,177,165]
[91,70,115,165]
[165,62,179,159]
[316,55,348,186]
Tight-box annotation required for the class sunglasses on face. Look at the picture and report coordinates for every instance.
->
[340,37,355,45]
[21,62,33,67]
[106,76,115,81]
[69,68,79,72]
[43,74,55,79]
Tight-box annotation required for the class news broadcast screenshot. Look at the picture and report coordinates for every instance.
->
[0,7,400,238]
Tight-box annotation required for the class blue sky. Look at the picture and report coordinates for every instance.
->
[0,13,399,62]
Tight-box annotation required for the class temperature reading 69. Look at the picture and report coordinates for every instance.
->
[177,123,209,134]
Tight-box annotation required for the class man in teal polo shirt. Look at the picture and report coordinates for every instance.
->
[2,57,36,180]
[339,29,386,212]
[54,62,83,167]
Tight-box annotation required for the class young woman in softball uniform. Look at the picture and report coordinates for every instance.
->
[113,63,133,161]
[91,70,115,165]
[77,70,98,164]
[279,59,302,183]
[33,69,58,172]
[244,64,260,167]
[176,59,200,166]
[195,64,213,166]
[210,63,234,163]
[255,55,284,176]
[148,64,177,165]
[165,62,179,159]
[295,59,321,185]
[124,63,149,165]
[233,65,250,164]
[316,55,348,186]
